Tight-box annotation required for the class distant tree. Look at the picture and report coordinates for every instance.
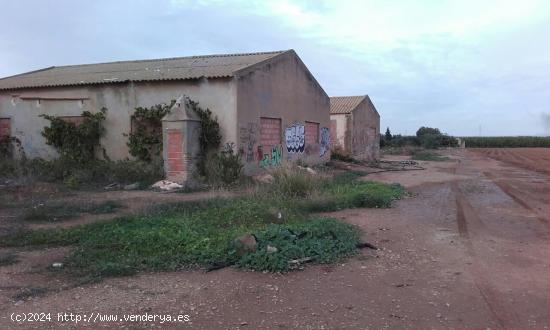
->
[416,127,441,137]
[385,127,393,141]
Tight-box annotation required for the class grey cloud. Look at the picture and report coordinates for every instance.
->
[1,1,550,136]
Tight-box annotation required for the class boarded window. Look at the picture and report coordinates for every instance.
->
[59,116,85,126]
[260,117,281,147]
[0,118,11,137]
[305,121,319,145]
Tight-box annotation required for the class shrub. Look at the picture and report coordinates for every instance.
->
[270,167,318,198]
[0,157,163,188]
[330,146,354,162]
[381,126,458,149]
[127,101,175,162]
[40,108,107,163]
[416,127,442,137]
[236,218,360,272]
[204,144,243,186]
[187,100,222,176]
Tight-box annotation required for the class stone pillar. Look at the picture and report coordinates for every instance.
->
[161,96,201,184]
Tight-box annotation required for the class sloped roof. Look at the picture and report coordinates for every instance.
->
[0,50,287,90]
[329,95,367,114]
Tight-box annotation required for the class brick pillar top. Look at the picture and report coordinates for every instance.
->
[161,95,202,184]
[163,95,201,122]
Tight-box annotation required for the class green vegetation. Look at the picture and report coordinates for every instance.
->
[203,144,243,187]
[330,146,361,163]
[411,150,450,162]
[0,172,404,279]
[1,106,164,188]
[127,101,175,162]
[0,157,164,189]
[380,126,458,149]
[40,108,107,163]
[237,218,360,272]
[462,136,550,148]
[23,200,122,222]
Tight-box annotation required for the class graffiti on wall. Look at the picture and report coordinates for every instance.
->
[239,123,258,162]
[285,122,305,153]
[319,127,330,156]
[259,145,282,168]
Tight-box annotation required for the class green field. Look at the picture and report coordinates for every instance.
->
[462,136,550,148]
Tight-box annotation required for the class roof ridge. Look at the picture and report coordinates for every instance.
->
[0,50,292,90]
[330,95,367,99]
[0,66,56,81]
[49,50,289,70]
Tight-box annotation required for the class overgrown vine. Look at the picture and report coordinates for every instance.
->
[127,100,175,161]
[40,108,107,163]
[186,99,222,175]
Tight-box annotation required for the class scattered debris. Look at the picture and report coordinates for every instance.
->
[298,166,317,175]
[123,182,140,190]
[12,287,48,301]
[103,183,120,190]
[395,283,412,288]
[289,257,314,265]
[266,245,278,253]
[370,160,425,173]
[356,242,378,250]
[233,234,258,256]
[253,173,274,183]
[151,180,183,191]
[205,261,232,272]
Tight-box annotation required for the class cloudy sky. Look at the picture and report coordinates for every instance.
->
[1,0,549,136]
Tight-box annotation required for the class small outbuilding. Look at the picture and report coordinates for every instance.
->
[0,50,331,182]
[329,95,380,161]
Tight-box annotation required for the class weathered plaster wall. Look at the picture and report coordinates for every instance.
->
[329,98,380,161]
[330,113,350,152]
[0,78,237,160]
[351,98,380,161]
[235,51,330,174]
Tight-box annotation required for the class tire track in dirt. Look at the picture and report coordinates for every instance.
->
[450,163,522,329]
[483,171,550,229]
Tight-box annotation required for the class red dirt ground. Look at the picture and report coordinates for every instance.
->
[470,147,550,175]
[1,149,550,329]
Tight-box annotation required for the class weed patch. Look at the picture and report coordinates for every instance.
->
[411,151,449,162]
[237,218,360,272]
[1,171,405,279]
[22,200,123,223]
[12,287,48,301]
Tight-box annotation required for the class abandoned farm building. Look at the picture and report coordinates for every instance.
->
[329,95,380,161]
[0,50,332,181]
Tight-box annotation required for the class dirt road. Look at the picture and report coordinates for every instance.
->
[1,149,550,329]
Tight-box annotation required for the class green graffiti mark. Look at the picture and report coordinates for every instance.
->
[259,153,271,168]
[271,145,282,166]
[259,145,283,168]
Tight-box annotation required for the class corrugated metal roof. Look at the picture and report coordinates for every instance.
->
[0,51,287,90]
[329,95,367,114]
